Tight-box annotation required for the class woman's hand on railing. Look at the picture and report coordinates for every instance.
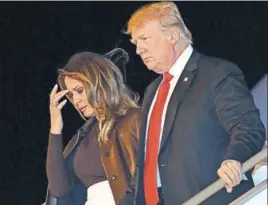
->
[217,160,243,193]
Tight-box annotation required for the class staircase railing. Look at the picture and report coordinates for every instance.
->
[229,179,267,205]
[181,148,267,205]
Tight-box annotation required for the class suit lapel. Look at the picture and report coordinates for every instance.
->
[159,51,200,152]
[140,76,162,148]
[135,77,163,201]
[138,77,162,168]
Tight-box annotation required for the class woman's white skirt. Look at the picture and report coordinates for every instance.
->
[85,180,116,205]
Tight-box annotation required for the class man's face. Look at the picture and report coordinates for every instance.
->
[131,20,176,74]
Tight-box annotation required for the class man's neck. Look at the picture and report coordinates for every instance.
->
[174,43,189,60]
[167,43,190,72]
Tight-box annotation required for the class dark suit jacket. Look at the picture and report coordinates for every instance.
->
[135,50,266,205]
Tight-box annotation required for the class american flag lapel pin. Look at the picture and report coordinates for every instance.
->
[183,77,188,82]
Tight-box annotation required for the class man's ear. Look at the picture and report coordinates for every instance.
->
[170,30,180,45]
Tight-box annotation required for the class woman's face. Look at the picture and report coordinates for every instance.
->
[64,76,94,118]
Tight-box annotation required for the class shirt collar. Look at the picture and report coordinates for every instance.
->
[168,44,193,77]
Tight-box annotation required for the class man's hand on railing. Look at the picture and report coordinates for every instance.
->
[217,160,242,193]
[182,148,267,205]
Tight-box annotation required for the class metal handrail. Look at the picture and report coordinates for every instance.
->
[181,148,268,205]
[229,179,267,205]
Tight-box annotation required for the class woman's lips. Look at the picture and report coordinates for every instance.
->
[79,106,87,112]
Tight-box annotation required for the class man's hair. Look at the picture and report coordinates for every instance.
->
[58,50,139,143]
[125,1,192,44]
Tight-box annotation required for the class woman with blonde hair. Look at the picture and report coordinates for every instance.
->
[45,49,140,205]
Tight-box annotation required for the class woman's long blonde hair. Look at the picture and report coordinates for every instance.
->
[58,49,139,143]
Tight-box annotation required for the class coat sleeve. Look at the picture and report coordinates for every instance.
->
[213,62,266,164]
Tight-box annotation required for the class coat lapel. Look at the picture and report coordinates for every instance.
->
[140,76,163,150]
[135,77,163,202]
[159,51,200,152]
[138,77,162,170]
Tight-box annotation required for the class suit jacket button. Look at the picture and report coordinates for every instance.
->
[111,175,117,181]
[160,164,167,168]
[104,151,110,157]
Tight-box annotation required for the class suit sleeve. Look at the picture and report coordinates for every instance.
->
[213,62,266,164]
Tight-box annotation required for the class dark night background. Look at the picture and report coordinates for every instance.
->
[0,2,267,205]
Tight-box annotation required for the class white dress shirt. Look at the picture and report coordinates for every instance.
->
[145,45,193,187]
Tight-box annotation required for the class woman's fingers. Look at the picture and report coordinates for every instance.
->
[50,84,58,98]
[57,99,67,110]
[51,90,68,107]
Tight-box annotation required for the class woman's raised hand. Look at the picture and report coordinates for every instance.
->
[49,84,68,134]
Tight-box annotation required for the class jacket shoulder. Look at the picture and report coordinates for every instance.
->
[119,108,141,129]
[198,53,243,78]
[118,107,141,140]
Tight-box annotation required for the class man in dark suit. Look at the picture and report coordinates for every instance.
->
[124,2,266,205]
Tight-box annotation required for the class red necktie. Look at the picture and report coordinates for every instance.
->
[144,72,173,205]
